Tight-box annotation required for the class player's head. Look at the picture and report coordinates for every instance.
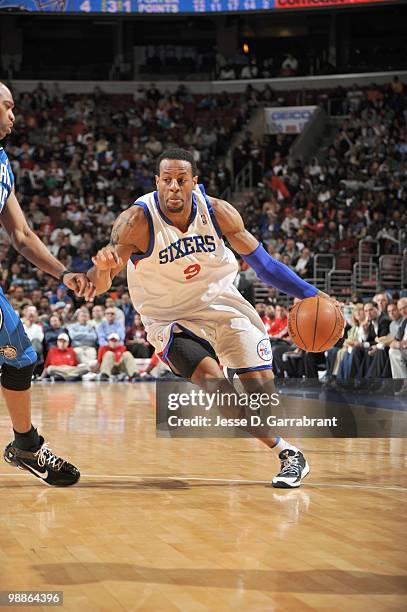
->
[0,82,15,141]
[155,148,198,214]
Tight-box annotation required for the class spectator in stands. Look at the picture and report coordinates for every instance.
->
[98,333,137,381]
[119,292,135,330]
[281,213,300,237]
[97,307,125,347]
[266,287,279,307]
[219,65,236,80]
[38,297,52,323]
[332,303,365,381]
[255,303,273,336]
[72,242,92,273]
[21,305,44,362]
[269,305,289,341]
[105,296,125,326]
[389,298,407,393]
[9,286,31,311]
[349,302,390,380]
[271,299,303,379]
[282,238,299,265]
[241,60,259,80]
[51,301,71,324]
[294,248,313,278]
[372,293,390,314]
[49,284,73,307]
[44,314,69,352]
[68,309,98,366]
[125,314,150,359]
[281,54,298,76]
[90,304,105,328]
[42,333,89,382]
[365,301,404,379]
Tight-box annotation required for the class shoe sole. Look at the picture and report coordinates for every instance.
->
[272,462,310,489]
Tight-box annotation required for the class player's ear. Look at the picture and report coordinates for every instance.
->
[192,175,198,188]
[155,175,159,188]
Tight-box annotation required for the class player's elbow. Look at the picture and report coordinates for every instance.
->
[9,227,33,252]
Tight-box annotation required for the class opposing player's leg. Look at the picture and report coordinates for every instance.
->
[166,332,309,488]
[0,293,79,486]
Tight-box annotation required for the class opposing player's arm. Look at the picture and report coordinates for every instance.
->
[210,196,326,301]
[1,190,67,277]
[0,189,94,298]
[87,206,149,295]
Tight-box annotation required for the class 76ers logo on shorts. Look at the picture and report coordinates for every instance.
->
[257,338,272,362]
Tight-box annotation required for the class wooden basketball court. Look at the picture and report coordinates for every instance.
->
[0,382,406,611]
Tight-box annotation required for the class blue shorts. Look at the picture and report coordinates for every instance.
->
[0,289,37,369]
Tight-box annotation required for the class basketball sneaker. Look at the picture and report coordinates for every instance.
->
[3,436,80,487]
[272,449,310,488]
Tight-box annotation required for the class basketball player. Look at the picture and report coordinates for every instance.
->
[0,82,94,486]
[88,149,332,488]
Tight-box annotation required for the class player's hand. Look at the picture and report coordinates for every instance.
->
[317,291,341,309]
[63,272,96,300]
[92,246,123,271]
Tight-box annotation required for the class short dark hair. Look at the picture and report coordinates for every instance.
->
[156,148,198,175]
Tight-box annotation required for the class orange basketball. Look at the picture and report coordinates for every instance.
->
[288,296,345,352]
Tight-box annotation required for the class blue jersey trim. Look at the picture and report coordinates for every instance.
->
[198,183,222,239]
[160,323,176,363]
[129,201,155,263]
[0,148,15,212]
[153,191,197,231]
[234,364,273,374]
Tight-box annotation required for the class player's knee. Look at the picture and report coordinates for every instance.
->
[1,363,35,391]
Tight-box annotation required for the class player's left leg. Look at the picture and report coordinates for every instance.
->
[0,293,80,486]
[210,295,310,488]
[168,334,309,489]
[236,368,310,489]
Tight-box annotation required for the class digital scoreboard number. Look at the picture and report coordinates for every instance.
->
[0,0,397,14]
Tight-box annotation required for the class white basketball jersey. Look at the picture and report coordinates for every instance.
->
[127,184,238,321]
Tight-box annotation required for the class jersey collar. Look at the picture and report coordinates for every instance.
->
[154,191,197,231]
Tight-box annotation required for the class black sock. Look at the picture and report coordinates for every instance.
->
[13,425,41,451]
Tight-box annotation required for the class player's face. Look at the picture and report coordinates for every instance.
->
[156,160,198,215]
[0,86,15,140]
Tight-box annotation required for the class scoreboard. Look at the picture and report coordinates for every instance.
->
[0,0,397,13]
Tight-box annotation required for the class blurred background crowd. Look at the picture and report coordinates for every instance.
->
[1,76,406,387]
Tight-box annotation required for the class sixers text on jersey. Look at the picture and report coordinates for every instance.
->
[158,234,216,264]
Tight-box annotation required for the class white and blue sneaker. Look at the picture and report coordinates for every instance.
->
[272,449,310,488]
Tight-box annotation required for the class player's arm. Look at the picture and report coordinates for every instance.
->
[210,197,326,301]
[87,206,149,295]
[0,190,94,298]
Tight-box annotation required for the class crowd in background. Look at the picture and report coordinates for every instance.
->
[249,294,407,393]
[1,79,406,385]
[237,77,406,265]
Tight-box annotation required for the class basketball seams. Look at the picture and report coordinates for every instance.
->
[316,303,344,352]
[311,297,319,352]
[293,302,307,351]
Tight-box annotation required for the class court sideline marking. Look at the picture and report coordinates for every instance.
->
[0,472,406,492]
